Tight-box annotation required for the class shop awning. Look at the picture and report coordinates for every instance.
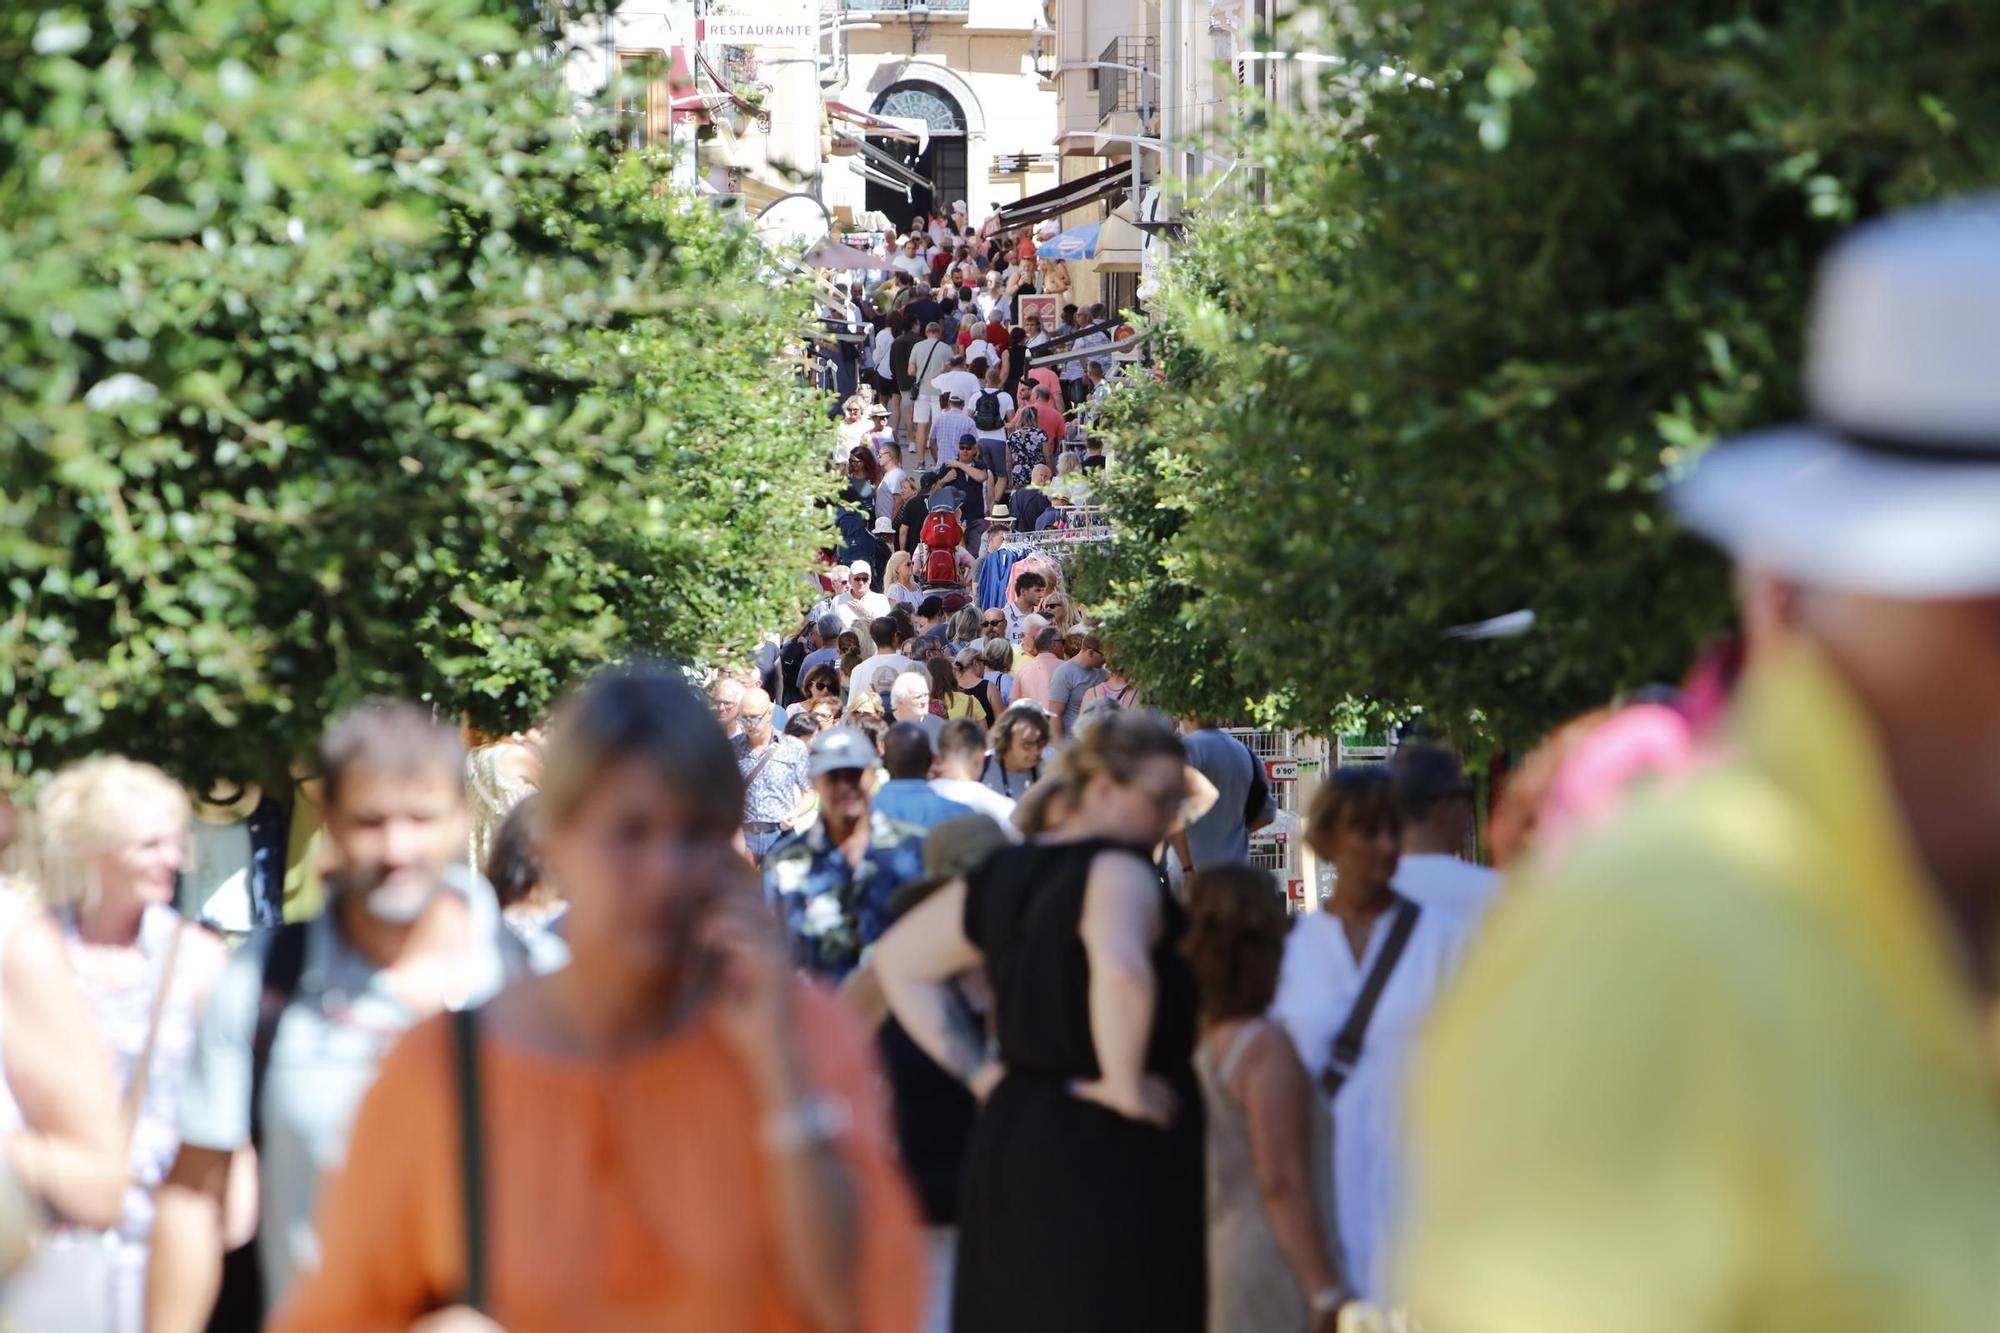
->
[826,101,930,155]
[990,164,1132,233]
[1028,328,1150,370]
[804,237,896,271]
[851,138,933,197]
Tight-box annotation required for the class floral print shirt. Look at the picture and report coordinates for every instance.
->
[762,809,926,979]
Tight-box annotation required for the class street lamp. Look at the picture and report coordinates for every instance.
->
[908,0,929,55]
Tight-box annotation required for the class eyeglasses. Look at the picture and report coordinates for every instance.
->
[809,679,835,692]
[740,711,772,727]
[851,574,871,583]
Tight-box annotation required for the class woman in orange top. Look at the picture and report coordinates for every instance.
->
[273,665,924,1333]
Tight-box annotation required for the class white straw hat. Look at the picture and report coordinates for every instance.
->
[1673,196,2000,597]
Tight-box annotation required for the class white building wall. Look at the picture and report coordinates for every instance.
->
[825,24,1058,232]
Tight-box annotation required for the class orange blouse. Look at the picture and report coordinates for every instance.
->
[272,985,924,1333]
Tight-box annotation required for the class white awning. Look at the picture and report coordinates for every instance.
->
[826,101,930,155]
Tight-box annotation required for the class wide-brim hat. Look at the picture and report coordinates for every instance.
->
[1672,196,2000,598]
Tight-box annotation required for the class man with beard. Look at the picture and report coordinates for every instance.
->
[148,702,517,1330]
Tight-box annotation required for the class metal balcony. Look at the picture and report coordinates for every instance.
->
[843,0,971,11]
[1096,36,1158,123]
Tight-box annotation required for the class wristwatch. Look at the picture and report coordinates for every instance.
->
[760,1093,853,1153]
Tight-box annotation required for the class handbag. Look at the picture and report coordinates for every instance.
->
[451,1007,489,1313]
[2,919,185,1332]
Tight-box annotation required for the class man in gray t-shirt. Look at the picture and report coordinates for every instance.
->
[1178,723,1278,870]
[1046,634,1109,740]
[150,703,518,1329]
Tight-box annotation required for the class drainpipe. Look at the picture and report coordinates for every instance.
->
[1158,0,1183,230]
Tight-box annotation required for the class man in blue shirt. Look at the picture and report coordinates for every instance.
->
[1175,721,1277,872]
[871,723,974,832]
[763,727,925,979]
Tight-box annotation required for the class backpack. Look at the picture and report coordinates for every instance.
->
[920,507,964,554]
[972,388,1004,432]
[917,542,960,587]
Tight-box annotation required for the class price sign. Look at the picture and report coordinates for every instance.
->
[1266,759,1299,782]
[1286,879,1305,905]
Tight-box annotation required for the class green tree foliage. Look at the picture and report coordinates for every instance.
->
[1,0,834,783]
[1084,0,2000,743]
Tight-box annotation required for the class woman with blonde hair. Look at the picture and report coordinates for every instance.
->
[883,551,923,608]
[14,757,229,1331]
[875,711,1203,1332]
[275,665,923,1330]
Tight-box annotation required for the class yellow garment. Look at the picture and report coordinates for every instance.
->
[944,692,981,721]
[1398,641,2000,1332]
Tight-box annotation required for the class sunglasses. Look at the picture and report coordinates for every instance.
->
[982,618,1005,628]
[739,711,773,727]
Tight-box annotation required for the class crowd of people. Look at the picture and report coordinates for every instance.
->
[0,198,1995,1333]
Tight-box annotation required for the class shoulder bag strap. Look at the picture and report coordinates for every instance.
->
[121,917,185,1141]
[742,741,781,793]
[451,1007,488,1314]
[1320,897,1422,1099]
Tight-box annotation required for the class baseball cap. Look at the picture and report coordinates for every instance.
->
[808,727,879,777]
[849,559,872,576]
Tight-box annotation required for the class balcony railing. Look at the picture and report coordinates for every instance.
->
[843,0,970,11]
[1096,36,1158,123]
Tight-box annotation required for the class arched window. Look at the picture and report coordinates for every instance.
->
[872,82,965,135]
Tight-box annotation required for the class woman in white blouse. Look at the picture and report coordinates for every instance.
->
[1269,767,1468,1303]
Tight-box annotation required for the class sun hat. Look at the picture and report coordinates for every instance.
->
[1672,196,2000,598]
[988,503,1013,521]
[871,516,894,535]
[807,727,878,777]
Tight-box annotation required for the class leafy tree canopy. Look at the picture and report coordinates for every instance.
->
[1,0,835,785]
[1081,0,2000,745]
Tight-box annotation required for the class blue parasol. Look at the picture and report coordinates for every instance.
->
[1040,222,1101,260]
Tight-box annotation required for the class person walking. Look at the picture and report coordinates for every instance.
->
[1388,743,1499,925]
[1045,633,1109,743]
[930,718,1020,825]
[763,728,926,981]
[735,688,813,864]
[1185,865,1351,1332]
[1400,199,2000,1332]
[980,702,1049,801]
[871,724,974,832]
[1271,768,1467,1303]
[1012,626,1064,712]
[271,667,923,1332]
[874,711,1205,1333]
[150,704,518,1330]
[1174,721,1278,876]
[12,760,231,1333]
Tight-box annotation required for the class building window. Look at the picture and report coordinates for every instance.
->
[614,50,667,151]
[874,84,965,133]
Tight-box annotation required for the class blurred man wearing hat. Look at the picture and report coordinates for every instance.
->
[1389,742,1499,925]
[1401,199,2000,1331]
[762,726,925,980]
